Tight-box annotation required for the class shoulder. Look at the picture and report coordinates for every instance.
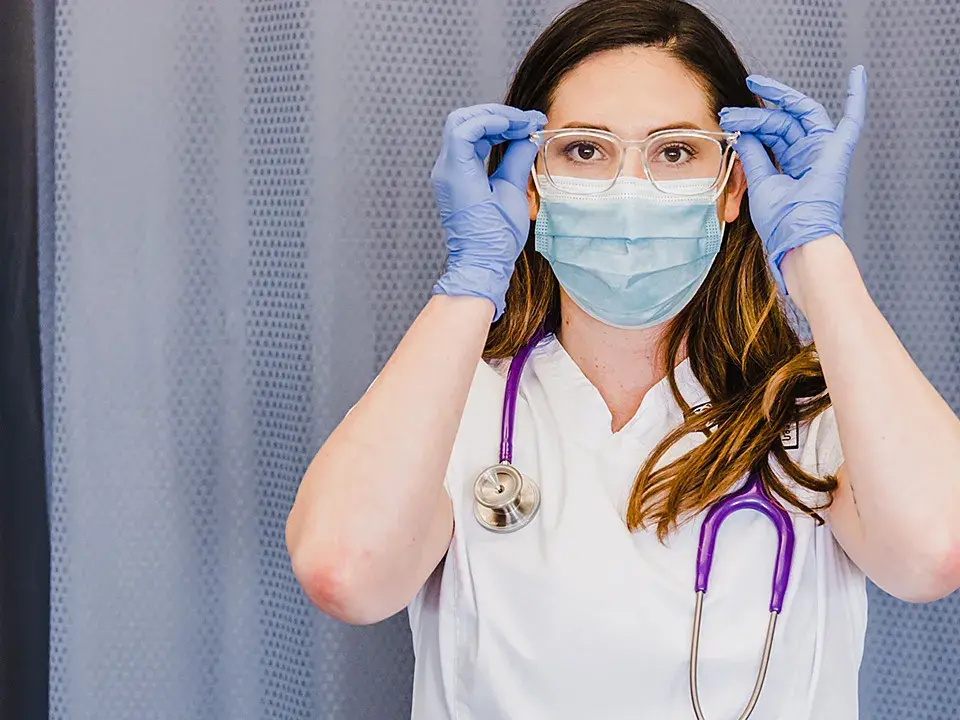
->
[802,404,844,479]
[460,357,508,429]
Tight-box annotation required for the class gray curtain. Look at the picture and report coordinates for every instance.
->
[37,0,959,718]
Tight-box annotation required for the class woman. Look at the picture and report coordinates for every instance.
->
[286,1,960,717]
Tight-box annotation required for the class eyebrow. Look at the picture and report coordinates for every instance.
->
[560,120,706,134]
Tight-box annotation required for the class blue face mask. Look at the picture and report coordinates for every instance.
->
[534,176,726,329]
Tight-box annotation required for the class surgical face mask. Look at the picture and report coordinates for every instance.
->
[534,175,727,329]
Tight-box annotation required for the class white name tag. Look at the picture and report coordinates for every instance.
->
[690,402,799,449]
[781,418,800,449]
[690,402,716,430]
[691,402,711,415]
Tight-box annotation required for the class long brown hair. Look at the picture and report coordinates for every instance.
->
[485,0,837,540]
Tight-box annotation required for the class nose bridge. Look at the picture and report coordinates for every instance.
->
[621,143,648,179]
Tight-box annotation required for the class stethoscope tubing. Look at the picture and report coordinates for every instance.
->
[475,328,798,718]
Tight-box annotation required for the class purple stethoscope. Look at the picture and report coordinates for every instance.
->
[472,330,796,720]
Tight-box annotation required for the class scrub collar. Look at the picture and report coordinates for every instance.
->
[529,334,709,449]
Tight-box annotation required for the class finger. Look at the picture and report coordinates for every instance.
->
[746,75,834,133]
[834,65,867,152]
[491,137,540,191]
[501,124,543,141]
[444,104,546,136]
[450,115,522,162]
[719,107,806,145]
[475,139,493,162]
[750,133,792,161]
[732,133,778,187]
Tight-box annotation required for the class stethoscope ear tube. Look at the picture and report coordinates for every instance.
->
[689,470,796,719]
[690,595,779,720]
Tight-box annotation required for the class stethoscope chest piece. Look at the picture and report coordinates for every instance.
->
[473,463,541,533]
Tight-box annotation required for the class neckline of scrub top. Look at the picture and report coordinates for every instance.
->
[529,334,708,449]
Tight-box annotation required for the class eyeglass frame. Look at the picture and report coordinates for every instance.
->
[528,127,741,199]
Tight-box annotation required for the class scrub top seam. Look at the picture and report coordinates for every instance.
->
[452,538,462,720]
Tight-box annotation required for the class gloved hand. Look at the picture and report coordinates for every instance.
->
[718,66,867,295]
[431,104,547,320]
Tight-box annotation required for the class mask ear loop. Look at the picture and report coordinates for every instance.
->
[531,166,544,197]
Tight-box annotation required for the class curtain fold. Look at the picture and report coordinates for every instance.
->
[0,0,50,718]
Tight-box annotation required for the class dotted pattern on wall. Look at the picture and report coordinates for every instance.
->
[857,2,960,718]
[504,1,566,85]
[240,2,324,719]
[337,2,482,367]
[166,5,230,719]
[48,0,71,709]
[48,0,274,717]
[704,0,847,96]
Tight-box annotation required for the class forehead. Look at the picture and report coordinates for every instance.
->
[547,46,718,137]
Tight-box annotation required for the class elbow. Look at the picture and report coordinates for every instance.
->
[296,559,388,626]
[286,515,397,626]
[287,539,395,626]
[888,532,960,604]
[923,537,960,602]
[917,515,960,602]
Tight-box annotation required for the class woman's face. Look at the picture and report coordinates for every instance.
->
[527,45,747,223]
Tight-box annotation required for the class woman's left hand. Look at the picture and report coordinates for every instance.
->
[718,66,867,295]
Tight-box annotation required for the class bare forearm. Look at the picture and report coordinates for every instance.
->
[287,294,493,614]
[783,236,960,573]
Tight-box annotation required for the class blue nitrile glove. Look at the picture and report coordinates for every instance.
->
[430,103,548,319]
[718,66,867,295]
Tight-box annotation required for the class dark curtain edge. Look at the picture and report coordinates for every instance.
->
[0,0,51,716]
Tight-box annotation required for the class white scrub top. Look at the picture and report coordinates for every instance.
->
[407,334,867,720]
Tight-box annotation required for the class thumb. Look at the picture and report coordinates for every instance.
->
[733,133,778,188]
[491,137,539,192]
[835,65,867,153]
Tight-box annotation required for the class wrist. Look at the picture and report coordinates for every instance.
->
[433,262,513,318]
[779,233,849,309]
[427,293,498,324]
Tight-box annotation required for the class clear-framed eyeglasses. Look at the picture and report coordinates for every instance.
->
[529,127,740,198]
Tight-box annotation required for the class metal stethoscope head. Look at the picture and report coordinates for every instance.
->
[472,327,547,533]
[473,463,541,532]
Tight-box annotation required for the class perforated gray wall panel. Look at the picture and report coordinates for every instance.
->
[42,1,959,718]
[858,2,960,717]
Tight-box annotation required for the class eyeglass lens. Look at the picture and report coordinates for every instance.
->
[541,132,727,193]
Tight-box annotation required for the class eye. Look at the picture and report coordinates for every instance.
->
[657,142,696,164]
[563,141,606,163]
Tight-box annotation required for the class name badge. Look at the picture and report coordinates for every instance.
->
[781,418,800,449]
[691,402,799,449]
[690,402,716,431]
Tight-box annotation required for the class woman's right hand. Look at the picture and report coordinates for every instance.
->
[430,104,547,320]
